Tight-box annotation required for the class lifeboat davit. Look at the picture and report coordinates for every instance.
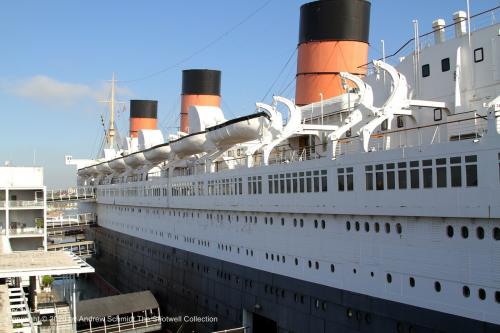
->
[170,132,208,158]
[144,143,171,164]
[109,157,127,173]
[206,112,270,148]
[124,151,147,168]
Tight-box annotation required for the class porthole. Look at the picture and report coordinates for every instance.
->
[476,226,484,239]
[355,221,360,231]
[294,219,297,227]
[409,277,415,287]
[315,261,319,270]
[495,291,500,303]
[365,313,372,324]
[270,217,273,225]
[478,288,486,300]
[396,223,402,234]
[463,285,470,298]
[294,258,298,266]
[375,223,380,233]
[330,264,335,273]
[353,268,357,274]
[281,218,285,226]
[346,221,351,231]
[300,219,304,227]
[322,301,327,311]
[493,227,500,240]
[370,271,374,277]
[364,222,370,232]
[434,281,441,292]
[265,253,268,260]
[271,254,274,261]
[386,273,392,284]
[346,308,353,318]
[385,223,391,233]
[282,256,285,263]
[447,225,454,238]
[321,220,326,229]
[314,220,318,228]
[308,260,312,268]
[356,311,362,322]
[461,226,469,239]
[315,299,320,309]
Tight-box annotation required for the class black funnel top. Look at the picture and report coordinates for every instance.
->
[182,69,221,96]
[130,100,158,118]
[299,0,371,44]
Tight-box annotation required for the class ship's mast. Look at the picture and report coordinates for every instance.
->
[99,73,121,149]
[108,73,116,148]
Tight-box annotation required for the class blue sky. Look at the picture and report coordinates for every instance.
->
[0,0,498,188]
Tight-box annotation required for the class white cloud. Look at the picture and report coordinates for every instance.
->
[0,75,133,108]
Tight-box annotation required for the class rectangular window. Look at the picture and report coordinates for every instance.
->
[268,176,273,194]
[258,176,262,194]
[280,174,285,193]
[387,171,395,190]
[397,116,404,128]
[306,176,312,193]
[465,155,478,187]
[450,156,462,187]
[299,174,305,193]
[410,161,419,189]
[338,174,345,191]
[441,57,450,72]
[423,159,433,188]
[346,167,353,191]
[321,170,328,192]
[274,175,279,194]
[365,165,373,191]
[474,47,483,63]
[293,178,298,193]
[436,158,447,188]
[422,64,430,77]
[434,108,442,121]
[376,164,384,191]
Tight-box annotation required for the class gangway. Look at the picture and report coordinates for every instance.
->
[46,187,96,202]
[48,241,95,259]
[46,213,96,236]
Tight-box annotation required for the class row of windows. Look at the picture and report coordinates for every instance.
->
[421,47,484,78]
[208,177,243,196]
[365,155,477,191]
[268,170,327,194]
[346,221,403,234]
[447,225,500,240]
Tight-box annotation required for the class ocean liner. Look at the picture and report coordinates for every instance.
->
[66,0,500,332]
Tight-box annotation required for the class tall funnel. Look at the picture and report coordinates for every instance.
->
[295,0,371,106]
[180,69,221,133]
[129,100,158,138]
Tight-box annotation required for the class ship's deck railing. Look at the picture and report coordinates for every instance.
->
[77,312,162,333]
[101,113,493,186]
[46,187,96,201]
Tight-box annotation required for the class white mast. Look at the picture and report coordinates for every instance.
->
[99,73,122,150]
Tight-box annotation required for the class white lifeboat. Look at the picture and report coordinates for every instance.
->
[206,112,270,149]
[170,132,208,158]
[144,143,171,164]
[109,157,127,173]
[96,162,113,175]
[124,151,147,168]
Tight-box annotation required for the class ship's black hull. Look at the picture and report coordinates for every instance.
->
[87,226,499,333]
